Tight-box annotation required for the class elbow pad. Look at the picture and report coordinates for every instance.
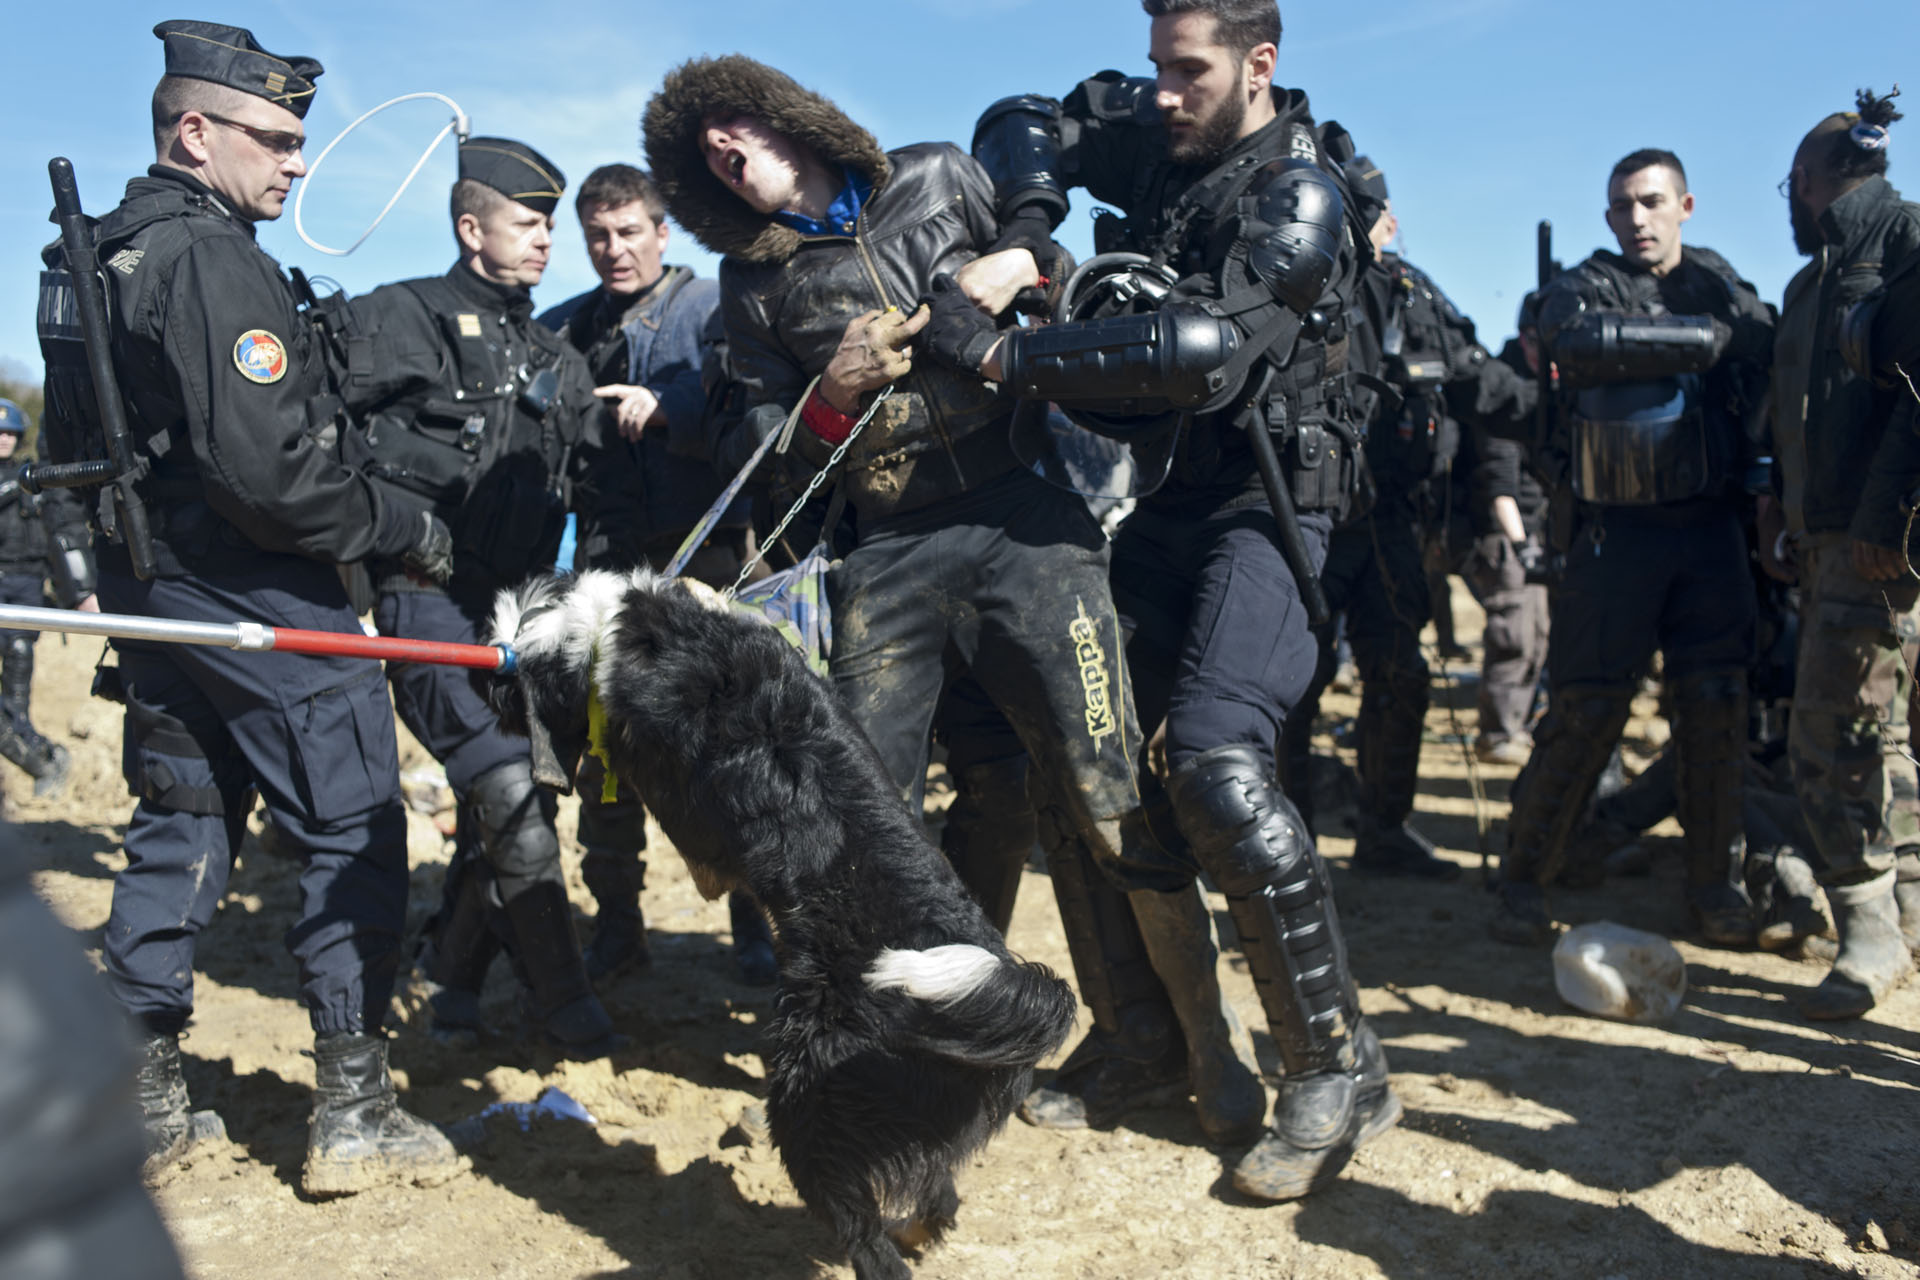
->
[999,301,1243,410]
[1550,311,1717,387]
[972,94,1068,227]
[1244,159,1345,316]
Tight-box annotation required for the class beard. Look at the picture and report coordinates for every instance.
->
[1167,87,1248,166]
[1789,195,1822,256]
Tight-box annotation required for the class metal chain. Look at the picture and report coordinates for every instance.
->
[724,385,895,598]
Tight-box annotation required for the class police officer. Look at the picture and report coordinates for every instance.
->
[0,400,96,797]
[1454,298,1549,767]
[1766,87,1920,1017]
[1281,157,1468,879]
[1489,148,1773,950]
[36,21,460,1193]
[539,163,777,986]
[645,54,1263,1150]
[346,138,621,1054]
[974,0,1401,1200]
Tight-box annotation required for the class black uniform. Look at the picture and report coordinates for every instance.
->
[347,249,615,1049]
[1491,245,1772,945]
[977,73,1399,1200]
[0,431,94,792]
[1283,250,1482,876]
[41,164,427,1038]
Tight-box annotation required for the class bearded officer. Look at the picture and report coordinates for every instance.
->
[972,0,1401,1201]
[36,20,460,1193]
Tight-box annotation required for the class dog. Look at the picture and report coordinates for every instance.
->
[481,569,1077,1280]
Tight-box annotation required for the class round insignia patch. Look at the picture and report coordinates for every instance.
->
[232,329,288,384]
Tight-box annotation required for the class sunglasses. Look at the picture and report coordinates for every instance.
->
[195,112,306,160]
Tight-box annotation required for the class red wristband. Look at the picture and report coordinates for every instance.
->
[802,386,858,443]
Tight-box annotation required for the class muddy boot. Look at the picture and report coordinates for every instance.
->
[1165,745,1401,1202]
[302,1031,466,1196]
[136,1032,193,1179]
[1020,823,1186,1130]
[1127,884,1266,1146]
[941,756,1034,936]
[502,881,628,1057]
[1232,1021,1402,1202]
[1489,685,1633,946]
[1897,851,1920,960]
[1674,670,1755,948]
[577,758,652,981]
[729,890,778,986]
[1799,872,1915,1020]
[1750,846,1831,954]
[1354,816,1458,880]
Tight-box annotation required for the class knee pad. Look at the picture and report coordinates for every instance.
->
[470,759,562,891]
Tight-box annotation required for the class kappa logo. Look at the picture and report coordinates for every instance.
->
[232,329,288,385]
[106,248,145,275]
[1069,598,1118,749]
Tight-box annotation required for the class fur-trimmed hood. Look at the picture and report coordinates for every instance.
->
[643,55,892,265]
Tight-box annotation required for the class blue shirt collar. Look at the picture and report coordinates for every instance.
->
[773,167,871,238]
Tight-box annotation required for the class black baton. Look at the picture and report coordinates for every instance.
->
[47,156,157,581]
[1535,220,1553,445]
[1242,415,1331,627]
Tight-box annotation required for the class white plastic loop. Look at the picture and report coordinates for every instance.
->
[294,91,471,257]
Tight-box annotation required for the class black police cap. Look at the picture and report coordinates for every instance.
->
[458,137,567,215]
[152,20,323,119]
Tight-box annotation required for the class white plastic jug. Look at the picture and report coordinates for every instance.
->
[1552,921,1687,1023]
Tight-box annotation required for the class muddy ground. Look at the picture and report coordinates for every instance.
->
[10,585,1920,1279]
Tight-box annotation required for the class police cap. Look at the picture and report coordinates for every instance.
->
[0,400,28,437]
[152,20,323,119]
[458,137,567,215]
[1344,155,1388,205]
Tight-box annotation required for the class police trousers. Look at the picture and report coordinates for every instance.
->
[1110,498,1334,773]
[99,551,408,1037]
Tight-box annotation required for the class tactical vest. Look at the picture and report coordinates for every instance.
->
[1088,88,1366,513]
[349,276,571,591]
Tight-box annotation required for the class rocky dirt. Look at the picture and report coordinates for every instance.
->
[10,587,1919,1279]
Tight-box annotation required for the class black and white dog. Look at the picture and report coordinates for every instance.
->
[482,569,1077,1280]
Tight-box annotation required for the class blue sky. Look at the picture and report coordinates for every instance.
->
[3,0,1916,384]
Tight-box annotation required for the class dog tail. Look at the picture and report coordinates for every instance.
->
[864,945,1077,1069]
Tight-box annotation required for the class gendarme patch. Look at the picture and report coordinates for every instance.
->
[232,329,288,384]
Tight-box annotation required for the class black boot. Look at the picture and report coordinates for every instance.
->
[303,1031,466,1196]
[1127,884,1267,1145]
[501,881,628,1057]
[578,780,652,982]
[1353,661,1455,878]
[1673,670,1755,947]
[0,633,68,797]
[1490,685,1633,946]
[472,760,625,1056]
[1799,872,1914,1020]
[941,755,1035,936]
[729,890,778,986]
[136,1032,193,1179]
[414,853,502,1047]
[1166,745,1400,1202]
[1020,819,1187,1130]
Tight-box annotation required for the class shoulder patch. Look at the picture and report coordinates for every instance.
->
[106,248,145,275]
[232,329,288,384]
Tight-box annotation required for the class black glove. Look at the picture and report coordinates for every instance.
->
[916,273,1002,375]
[400,511,454,585]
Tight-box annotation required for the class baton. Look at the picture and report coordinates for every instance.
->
[47,157,159,581]
[0,603,517,673]
[1242,416,1332,628]
[1535,220,1553,444]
